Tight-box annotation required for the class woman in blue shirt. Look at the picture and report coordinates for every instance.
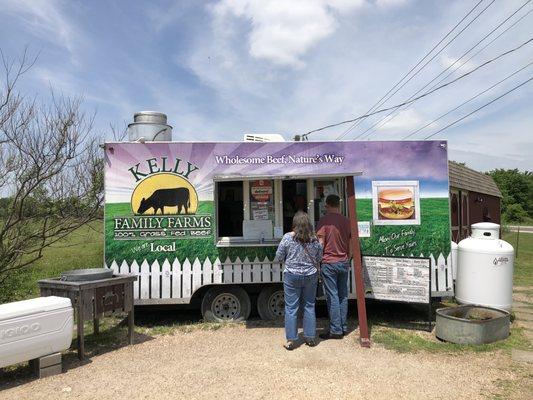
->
[276,211,323,350]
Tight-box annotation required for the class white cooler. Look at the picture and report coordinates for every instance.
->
[0,296,73,368]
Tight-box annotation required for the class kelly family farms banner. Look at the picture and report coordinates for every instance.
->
[104,141,452,301]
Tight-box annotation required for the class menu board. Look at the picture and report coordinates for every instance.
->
[362,256,430,303]
[250,180,274,221]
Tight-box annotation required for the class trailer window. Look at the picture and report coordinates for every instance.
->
[217,181,243,237]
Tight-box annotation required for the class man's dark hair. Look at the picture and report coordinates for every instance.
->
[325,194,340,207]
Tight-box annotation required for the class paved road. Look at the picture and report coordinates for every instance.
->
[508,225,533,233]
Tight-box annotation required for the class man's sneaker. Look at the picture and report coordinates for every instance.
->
[319,332,343,340]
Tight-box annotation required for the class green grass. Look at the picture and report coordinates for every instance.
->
[503,231,533,287]
[365,298,532,355]
[1,222,103,303]
[372,325,532,354]
[357,198,451,257]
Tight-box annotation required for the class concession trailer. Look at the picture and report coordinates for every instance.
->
[104,112,453,323]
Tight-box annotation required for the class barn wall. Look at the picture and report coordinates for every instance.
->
[468,191,501,226]
[450,189,460,242]
[449,187,501,242]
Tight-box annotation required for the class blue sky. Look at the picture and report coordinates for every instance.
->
[1,0,532,172]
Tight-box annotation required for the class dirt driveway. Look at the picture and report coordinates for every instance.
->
[1,319,530,400]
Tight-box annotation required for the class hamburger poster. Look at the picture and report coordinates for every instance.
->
[372,181,420,225]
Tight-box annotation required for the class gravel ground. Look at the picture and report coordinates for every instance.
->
[0,323,528,400]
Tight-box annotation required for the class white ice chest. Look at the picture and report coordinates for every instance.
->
[0,296,73,368]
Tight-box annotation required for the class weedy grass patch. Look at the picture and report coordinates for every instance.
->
[371,325,532,354]
[502,231,533,287]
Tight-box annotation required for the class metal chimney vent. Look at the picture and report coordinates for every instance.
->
[128,111,173,142]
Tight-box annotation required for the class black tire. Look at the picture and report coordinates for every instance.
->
[257,285,285,321]
[201,286,251,322]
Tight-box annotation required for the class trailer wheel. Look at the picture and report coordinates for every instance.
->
[257,285,285,320]
[201,286,251,322]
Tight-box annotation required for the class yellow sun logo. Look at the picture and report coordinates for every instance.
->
[131,173,198,215]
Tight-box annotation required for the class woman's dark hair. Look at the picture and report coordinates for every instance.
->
[292,211,316,243]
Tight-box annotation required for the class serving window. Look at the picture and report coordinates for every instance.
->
[216,179,280,246]
[215,176,349,247]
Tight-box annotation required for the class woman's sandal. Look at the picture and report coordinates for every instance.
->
[284,340,296,351]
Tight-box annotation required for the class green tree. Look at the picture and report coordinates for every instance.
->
[487,169,532,218]
[504,203,528,223]
[0,50,103,287]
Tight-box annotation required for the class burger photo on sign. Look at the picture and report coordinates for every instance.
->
[371,181,421,225]
[378,188,414,220]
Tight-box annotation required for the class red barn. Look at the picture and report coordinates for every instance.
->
[449,161,502,242]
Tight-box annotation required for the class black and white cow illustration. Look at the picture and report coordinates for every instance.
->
[137,187,191,215]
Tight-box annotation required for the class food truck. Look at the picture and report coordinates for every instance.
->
[104,115,453,322]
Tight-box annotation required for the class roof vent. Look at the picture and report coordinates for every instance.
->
[128,111,172,142]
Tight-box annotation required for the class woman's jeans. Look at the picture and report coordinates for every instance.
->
[283,272,318,341]
[321,261,350,335]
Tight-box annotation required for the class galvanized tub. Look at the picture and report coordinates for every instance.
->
[436,305,510,345]
[60,268,113,282]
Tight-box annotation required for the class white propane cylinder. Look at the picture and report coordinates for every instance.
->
[456,222,514,311]
[451,241,458,281]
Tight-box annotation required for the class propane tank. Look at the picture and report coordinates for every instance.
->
[456,223,514,311]
[451,241,458,281]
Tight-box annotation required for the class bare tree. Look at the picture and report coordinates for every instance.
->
[110,121,129,142]
[0,50,103,284]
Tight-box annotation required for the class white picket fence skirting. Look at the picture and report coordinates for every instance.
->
[107,253,453,304]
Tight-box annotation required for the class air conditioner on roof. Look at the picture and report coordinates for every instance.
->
[243,134,285,142]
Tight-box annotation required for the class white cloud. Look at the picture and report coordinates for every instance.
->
[440,54,476,74]
[375,0,408,7]
[0,0,77,53]
[376,108,424,131]
[212,0,365,68]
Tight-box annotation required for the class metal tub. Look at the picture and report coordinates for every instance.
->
[436,305,510,345]
[60,268,113,282]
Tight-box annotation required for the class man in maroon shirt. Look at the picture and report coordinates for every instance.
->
[316,194,351,339]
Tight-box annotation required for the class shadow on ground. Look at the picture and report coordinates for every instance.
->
[0,314,154,390]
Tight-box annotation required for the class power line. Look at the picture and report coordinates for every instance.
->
[402,61,533,139]
[425,6,533,95]
[423,76,533,139]
[337,0,497,141]
[301,37,533,138]
[334,0,487,140]
[357,0,532,141]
